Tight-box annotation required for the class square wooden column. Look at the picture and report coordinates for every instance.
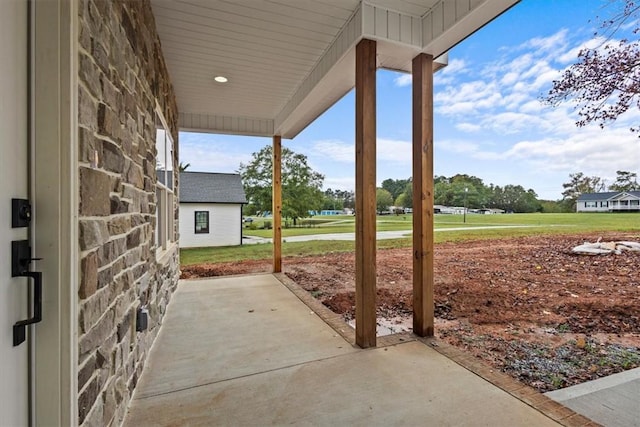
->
[272,135,282,273]
[412,53,435,337]
[355,39,377,348]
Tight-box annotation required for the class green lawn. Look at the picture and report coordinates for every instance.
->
[242,212,639,237]
[181,213,639,266]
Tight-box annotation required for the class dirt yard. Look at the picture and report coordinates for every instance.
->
[181,232,640,392]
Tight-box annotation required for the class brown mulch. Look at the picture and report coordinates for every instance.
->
[181,232,640,392]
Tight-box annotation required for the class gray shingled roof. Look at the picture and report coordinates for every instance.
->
[577,191,640,201]
[179,172,247,204]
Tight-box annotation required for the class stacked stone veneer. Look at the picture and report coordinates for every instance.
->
[77,1,179,425]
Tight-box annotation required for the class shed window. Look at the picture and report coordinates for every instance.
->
[195,211,210,234]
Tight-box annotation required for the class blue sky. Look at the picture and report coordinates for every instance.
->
[179,0,640,200]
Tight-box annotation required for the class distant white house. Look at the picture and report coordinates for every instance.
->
[576,191,640,212]
[434,205,465,214]
[477,208,505,215]
[179,172,247,248]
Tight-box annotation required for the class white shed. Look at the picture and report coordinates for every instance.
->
[179,172,247,248]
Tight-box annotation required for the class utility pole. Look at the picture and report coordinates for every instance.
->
[463,187,468,223]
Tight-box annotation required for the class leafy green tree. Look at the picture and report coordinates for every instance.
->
[609,170,639,191]
[381,178,411,201]
[434,175,449,185]
[431,174,543,212]
[322,189,345,210]
[238,145,324,224]
[402,182,413,208]
[341,190,356,209]
[395,193,408,208]
[435,175,487,208]
[506,186,541,213]
[562,172,605,210]
[539,200,571,213]
[487,185,540,212]
[322,188,354,210]
[376,188,394,213]
[242,203,258,216]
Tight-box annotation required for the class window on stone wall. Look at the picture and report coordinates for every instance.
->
[194,211,209,234]
[155,110,175,253]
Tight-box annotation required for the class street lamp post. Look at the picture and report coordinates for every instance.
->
[463,187,468,223]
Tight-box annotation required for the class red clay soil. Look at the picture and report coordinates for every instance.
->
[181,232,640,392]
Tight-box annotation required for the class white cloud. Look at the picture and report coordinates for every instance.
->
[522,29,569,53]
[397,58,468,87]
[531,69,561,90]
[502,91,530,110]
[436,139,481,154]
[394,74,412,87]
[323,176,355,191]
[557,36,608,63]
[488,112,547,134]
[436,101,476,116]
[456,123,482,133]
[377,138,412,163]
[449,126,640,177]
[434,58,468,85]
[312,138,412,165]
[501,71,519,86]
[443,58,467,74]
[431,26,634,150]
[501,129,640,175]
[519,100,545,114]
[435,80,503,115]
[312,139,353,162]
[178,137,253,173]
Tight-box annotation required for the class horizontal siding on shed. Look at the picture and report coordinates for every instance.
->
[179,203,243,248]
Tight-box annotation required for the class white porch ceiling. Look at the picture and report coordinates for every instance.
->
[151,0,519,139]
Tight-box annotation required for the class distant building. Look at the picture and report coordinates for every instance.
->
[319,210,342,215]
[179,172,247,247]
[576,191,640,212]
[478,208,505,215]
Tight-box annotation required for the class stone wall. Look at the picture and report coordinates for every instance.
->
[76,1,179,425]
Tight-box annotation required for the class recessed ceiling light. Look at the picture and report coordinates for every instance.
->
[214,76,228,83]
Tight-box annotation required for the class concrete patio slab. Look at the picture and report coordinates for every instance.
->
[546,367,640,427]
[134,274,356,398]
[124,274,561,426]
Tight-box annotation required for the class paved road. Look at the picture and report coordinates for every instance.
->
[242,225,547,244]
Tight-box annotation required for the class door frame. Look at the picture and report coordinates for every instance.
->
[32,0,78,424]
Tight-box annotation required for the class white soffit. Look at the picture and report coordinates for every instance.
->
[151,0,519,139]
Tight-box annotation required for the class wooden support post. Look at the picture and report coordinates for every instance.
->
[412,53,435,337]
[272,135,282,273]
[355,39,377,348]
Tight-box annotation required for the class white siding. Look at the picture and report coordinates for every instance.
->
[179,203,243,248]
[576,201,609,213]
[179,113,274,137]
[361,3,422,47]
